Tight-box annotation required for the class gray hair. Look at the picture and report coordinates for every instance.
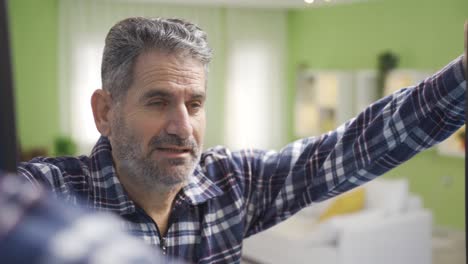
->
[101,17,212,101]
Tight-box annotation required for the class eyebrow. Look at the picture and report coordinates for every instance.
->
[139,89,206,103]
[190,91,206,101]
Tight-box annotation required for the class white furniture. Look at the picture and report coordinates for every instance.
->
[242,178,432,264]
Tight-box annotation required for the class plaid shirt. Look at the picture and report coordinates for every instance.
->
[19,56,465,264]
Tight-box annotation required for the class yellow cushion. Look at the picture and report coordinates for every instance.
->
[318,187,365,222]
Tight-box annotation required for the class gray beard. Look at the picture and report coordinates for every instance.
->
[117,153,198,193]
[111,117,200,192]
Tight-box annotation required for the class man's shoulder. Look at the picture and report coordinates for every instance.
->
[201,145,245,169]
[201,145,231,160]
[200,145,269,179]
[18,155,92,189]
[20,155,91,174]
[201,145,269,164]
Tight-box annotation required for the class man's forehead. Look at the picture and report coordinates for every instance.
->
[127,50,206,94]
[135,50,205,74]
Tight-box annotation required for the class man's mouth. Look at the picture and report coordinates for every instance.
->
[154,147,192,155]
[152,147,192,160]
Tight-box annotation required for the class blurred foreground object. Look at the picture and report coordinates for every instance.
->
[0,0,18,173]
[0,174,179,264]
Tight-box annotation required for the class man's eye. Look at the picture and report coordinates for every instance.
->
[148,101,167,107]
[189,102,203,113]
[191,102,201,108]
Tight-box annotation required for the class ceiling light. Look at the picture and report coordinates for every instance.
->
[304,0,315,3]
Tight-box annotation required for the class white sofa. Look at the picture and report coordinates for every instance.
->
[242,178,432,264]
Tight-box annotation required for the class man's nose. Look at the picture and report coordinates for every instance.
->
[165,105,193,139]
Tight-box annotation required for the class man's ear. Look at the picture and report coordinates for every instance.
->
[91,89,114,137]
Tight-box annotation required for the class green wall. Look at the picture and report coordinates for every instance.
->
[288,0,467,229]
[8,0,59,152]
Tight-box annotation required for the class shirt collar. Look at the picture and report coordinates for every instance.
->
[182,165,223,205]
[89,136,223,214]
[89,136,136,215]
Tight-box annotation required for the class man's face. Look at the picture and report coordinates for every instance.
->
[109,50,206,190]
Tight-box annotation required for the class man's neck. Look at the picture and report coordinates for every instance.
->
[116,171,183,236]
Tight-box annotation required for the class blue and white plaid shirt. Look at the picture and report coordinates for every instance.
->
[19,56,465,263]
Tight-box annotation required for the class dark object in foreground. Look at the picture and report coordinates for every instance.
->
[0,0,18,173]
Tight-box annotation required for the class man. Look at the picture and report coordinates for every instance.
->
[19,17,466,263]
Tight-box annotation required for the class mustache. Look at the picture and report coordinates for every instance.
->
[147,134,198,155]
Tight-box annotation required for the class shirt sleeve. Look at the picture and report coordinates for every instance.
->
[238,56,466,237]
[17,159,68,195]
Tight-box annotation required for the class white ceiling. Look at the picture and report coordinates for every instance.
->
[125,0,368,9]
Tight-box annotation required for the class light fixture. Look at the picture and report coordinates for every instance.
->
[304,0,315,4]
